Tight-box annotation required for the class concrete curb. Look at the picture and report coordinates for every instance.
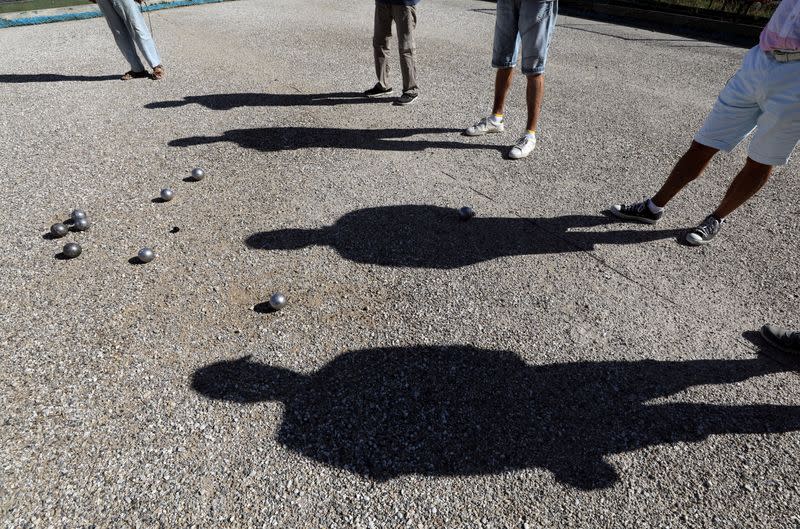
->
[0,0,224,29]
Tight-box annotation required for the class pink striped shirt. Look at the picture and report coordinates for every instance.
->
[760,0,800,51]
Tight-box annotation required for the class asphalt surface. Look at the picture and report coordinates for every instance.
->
[1,0,799,527]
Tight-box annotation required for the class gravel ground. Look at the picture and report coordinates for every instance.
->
[1,1,799,527]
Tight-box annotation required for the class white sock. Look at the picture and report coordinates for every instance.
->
[489,114,503,124]
[646,199,663,214]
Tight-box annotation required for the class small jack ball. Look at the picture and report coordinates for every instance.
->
[71,209,87,221]
[160,188,175,201]
[50,223,68,237]
[269,293,287,311]
[138,247,155,263]
[62,242,82,258]
[191,168,205,181]
[458,206,475,220]
[73,217,91,231]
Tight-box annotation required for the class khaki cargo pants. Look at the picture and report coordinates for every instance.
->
[373,4,418,93]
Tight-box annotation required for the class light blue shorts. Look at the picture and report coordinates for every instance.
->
[491,0,558,75]
[694,46,800,166]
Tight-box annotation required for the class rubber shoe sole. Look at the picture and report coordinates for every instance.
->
[760,325,800,354]
[685,232,709,246]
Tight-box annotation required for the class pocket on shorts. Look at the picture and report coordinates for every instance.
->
[517,0,555,29]
[520,0,555,35]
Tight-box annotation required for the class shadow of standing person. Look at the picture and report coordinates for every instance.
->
[192,344,799,490]
[168,127,504,154]
[245,205,685,269]
[145,92,391,110]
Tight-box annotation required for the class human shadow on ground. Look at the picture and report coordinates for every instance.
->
[191,344,800,490]
[245,205,684,269]
[146,92,389,110]
[168,127,503,154]
[0,73,119,83]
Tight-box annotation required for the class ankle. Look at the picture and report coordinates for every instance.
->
[646,198,664,214]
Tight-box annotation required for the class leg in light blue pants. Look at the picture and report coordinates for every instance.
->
[96,0,161,71]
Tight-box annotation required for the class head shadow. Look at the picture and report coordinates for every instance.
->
[245,205,685,269]
[145,92,389,110]
[191,342,799,489]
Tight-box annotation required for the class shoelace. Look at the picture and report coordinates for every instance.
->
[625,201,647,214]
[514,136,532,148]
[695,217,718,237]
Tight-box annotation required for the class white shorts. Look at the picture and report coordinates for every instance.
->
[694,46,800,166]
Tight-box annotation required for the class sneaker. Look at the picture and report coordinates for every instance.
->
[608,200,663,224]
[508,134,537,159]
[364,83,393,98]
[395,91,418,106]
[686,215,723,246]
[760,324,800,354]
[465,116,505,136]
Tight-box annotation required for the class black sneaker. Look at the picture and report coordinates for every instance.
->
[686,215,723,246]
[760,324,800,355]
[608,200,663,224]
[395,91,418,106]
[364,83,393,98]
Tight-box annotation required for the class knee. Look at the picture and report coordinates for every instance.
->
[688,140,718,159]
[744,157,773,179]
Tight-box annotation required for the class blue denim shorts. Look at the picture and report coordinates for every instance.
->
[492,0,558,75]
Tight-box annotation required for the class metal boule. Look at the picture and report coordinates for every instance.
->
[190,168,205,181]
[73,217,91,231]
[62,242,82,258]
[50,223,69,237]
[268,293,287,311]
[137,247,155,263]
[458,206,475,220]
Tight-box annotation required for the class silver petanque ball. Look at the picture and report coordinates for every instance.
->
[70,209,87,221]
[50,223,69,237]
[62,242,82,258]
[191,168,205,181]
[458,206,475,220]
[268,293,287,311]
[73,217,91,231]
[138,247,155,263]
[160,188,175,201]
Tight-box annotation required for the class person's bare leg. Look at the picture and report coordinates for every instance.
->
[712,158,772,219]
[651,141,718,208]
[525,73,544,132]
[492,67,514,116]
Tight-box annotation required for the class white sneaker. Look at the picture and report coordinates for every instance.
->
[465,116,505,137]
[508,134,536,159]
